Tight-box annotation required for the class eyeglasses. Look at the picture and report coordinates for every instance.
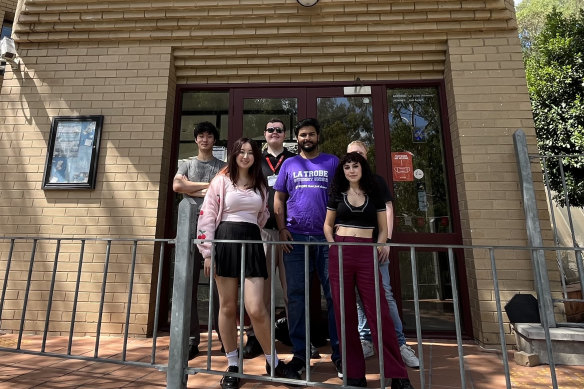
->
[266,127,284,134]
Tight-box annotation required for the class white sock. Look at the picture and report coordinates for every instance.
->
[265,352,279,368]
[226,350,238,367]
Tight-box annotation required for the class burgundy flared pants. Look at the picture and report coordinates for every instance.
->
[328,235,408,380]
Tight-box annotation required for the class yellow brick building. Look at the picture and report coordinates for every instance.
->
[0,0,557,346]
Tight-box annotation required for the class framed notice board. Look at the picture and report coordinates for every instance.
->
[42,115,104,190]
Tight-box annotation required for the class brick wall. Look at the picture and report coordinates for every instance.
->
[0,0,16,15]
[0,0,557,343]
[0,0,17,91]
[13,0,516,83]
[0,41,174,336]
[444,31,559,344]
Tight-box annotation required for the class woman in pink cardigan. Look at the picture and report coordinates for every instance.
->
[197,138,300,389]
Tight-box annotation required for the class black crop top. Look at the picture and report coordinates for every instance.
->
[327,192,386,229]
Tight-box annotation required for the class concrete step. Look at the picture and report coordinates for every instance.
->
[514,323,584,365]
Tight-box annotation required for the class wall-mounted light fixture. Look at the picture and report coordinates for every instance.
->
[0,37,19,67]
[297,0,319,7]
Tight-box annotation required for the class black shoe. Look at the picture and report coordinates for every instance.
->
[310,344,321,359]
[333,358,343,378]
[391,378,414,389]
[347,377,367,387]
[265,361,301,380]
[275,317,292,346]
[220,366,240,389]
[243,335,263,359]
[188,344,200,360]
[287,356,306,376]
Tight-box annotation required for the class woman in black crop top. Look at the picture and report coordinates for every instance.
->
[324,152,414,389]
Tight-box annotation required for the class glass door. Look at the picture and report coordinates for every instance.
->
[386,87,469,334]
[310,90,377,170]
[307,86,468,335]
[388,88,453,235]
[232,88,306,150]
[167,84,471,338]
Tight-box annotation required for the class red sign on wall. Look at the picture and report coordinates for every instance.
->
[391,152,414,181]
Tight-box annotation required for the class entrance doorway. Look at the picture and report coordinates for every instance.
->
[162,83,472,339]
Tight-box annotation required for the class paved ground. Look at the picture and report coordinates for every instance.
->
[0,332,583,388]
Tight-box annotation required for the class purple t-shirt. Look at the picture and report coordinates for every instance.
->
[274,153,339,235]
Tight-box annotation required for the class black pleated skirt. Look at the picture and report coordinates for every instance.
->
[215,221,268,279]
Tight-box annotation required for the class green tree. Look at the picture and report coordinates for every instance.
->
[318,97,375,166]
[516,0,582,51]
[388,88,451,232]
[525,9,584,206]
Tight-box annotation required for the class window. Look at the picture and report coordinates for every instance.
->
[0,19,13,76]
[1,20,12,39]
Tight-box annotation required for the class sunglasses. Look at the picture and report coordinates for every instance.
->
[266,127,284,134]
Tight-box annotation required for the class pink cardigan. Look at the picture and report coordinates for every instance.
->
[196,173,269,258]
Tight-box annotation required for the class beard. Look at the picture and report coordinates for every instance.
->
[300,141,317,153]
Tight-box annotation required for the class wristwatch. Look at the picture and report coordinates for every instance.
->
[386,238,392,243]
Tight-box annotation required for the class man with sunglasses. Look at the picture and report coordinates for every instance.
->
[242,118,295,359]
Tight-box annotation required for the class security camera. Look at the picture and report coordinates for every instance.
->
[1,37,18,63]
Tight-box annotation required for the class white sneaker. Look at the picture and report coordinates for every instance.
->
[400,344,420,368]
[361,339,374,359]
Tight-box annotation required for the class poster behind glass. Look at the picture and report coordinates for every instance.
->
[42,116,103,189]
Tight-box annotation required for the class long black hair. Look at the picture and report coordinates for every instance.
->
[331,152,377,196]
[220,138,267,200]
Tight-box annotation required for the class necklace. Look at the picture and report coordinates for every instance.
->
[346,189,366,207]
[237,179,250,188]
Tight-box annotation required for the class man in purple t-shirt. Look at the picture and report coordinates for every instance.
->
[273,118,341,377]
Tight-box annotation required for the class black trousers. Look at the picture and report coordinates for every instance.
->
[189,242,221,346]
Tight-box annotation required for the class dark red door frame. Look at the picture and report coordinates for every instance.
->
[163,82,472,340]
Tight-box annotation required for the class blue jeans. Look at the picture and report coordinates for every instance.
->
[357,262,406,346]
[283,233,340,362]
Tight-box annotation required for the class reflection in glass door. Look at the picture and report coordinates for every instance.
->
[241,97,298,153]
[398,250,457,332]
[388,88,452,234]
[179,91,229,160]
[316,96,376,171]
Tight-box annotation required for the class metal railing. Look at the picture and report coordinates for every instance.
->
[535,152,584,318]
[0,235,170,371]
[166,197,572,389]
[0,167,578,389]
[515,129,584,329]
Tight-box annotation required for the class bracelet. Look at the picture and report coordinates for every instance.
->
[386,238,392,243]
[279,228,288,233]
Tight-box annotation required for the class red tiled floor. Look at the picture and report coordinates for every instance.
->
[1,333,583,388]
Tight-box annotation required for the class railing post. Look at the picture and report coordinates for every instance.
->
[513,129,556,327]
[167,198,197,389]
